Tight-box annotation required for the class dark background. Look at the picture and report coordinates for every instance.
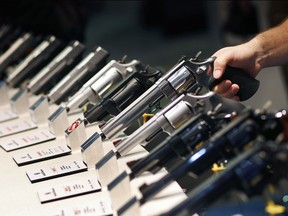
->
[0,0,273,69]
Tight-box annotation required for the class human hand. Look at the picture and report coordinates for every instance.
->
[212,42,261,100]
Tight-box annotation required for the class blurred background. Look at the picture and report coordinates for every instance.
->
[0,0,287,110]
[83,0,288,112]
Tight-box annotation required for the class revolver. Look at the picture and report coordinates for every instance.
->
[0,26,22,54]
[100,55,259,140]
[115,91,245,156]
[27,40,85,94]
[139,108,287,204]
[65,58,143,111]
[0,32,39,77]
[129,111,233,179]
[47,46,109,104]
[83,65,163,123]
[6,35,63,87]
[164,139,288,216]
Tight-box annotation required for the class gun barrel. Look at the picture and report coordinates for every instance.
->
[7,35,62,87]
[27,40,85,94]
[65,59,140,111]
[0,32,37,76]
[101,59,198,140]
[47,47,109,104]
[115,94,195,156]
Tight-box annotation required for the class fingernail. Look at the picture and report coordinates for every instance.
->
[214,70,222,79]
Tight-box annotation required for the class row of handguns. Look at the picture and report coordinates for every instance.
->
[1,24,287,215]
[122,108,288,215]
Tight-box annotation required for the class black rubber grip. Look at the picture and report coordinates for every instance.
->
[208,66,260,101]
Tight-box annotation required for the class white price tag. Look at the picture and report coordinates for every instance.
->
[38,177,101,203]
[0,110,18,122]
[26,160,87,183]
[53,199,113,216]
[0,118,37,138]
[1,129,56,152]
[13,144,71,165]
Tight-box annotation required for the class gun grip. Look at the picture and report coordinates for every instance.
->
[208,66,260,101]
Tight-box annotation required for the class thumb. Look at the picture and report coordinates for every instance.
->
[213,54,228,79]
[213,68,223,79]
[213,56,227,79]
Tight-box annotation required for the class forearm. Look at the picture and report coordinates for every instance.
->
[212,18,288,100]
[252,18,288,69]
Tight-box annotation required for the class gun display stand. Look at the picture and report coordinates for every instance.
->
[10,88,29,114]
[108,171,134,211]
[0,81,10,106]
[81,132,104,168]
[0,87,29,122]
[65,118,87,153]
[11,105,71,164]
[96,150,119,187]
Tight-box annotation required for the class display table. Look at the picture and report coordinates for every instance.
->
[0,99,187,216]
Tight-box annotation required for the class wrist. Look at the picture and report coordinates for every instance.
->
[249,34,268,71]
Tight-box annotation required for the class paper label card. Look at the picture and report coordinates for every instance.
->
[38,177,101,203]
[13,144,71,166]
[53,199,113,216]
[26,160,87,183]
[0,118,37,138]
[1,129,56,152]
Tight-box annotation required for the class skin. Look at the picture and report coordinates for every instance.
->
[212,18,288,100]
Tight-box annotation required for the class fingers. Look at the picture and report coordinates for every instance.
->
[213,80,231,94]
[212,49,240,101]
[213,80,240,100]
[222,83,239,99]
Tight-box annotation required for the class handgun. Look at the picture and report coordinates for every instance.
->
[115,91,245,156]
[164,140,287,216]
[0,26,22,54]
[100,55,259,141]
[0,32,38,77]
[27,40,85,94]
[6,35,63,87]
[138,109,286,204]
[65,58,142,111]
[83,65,163,123]
[47,47,109,104]
[129,111,232,179]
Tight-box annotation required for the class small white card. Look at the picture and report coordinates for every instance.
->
[0,118,37,138]
[38,177,101,203]
[0,109,18,123]
[53,200,113,216]
[1,129,56,152]
[13,144,71,165]
[26,160,87,183]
